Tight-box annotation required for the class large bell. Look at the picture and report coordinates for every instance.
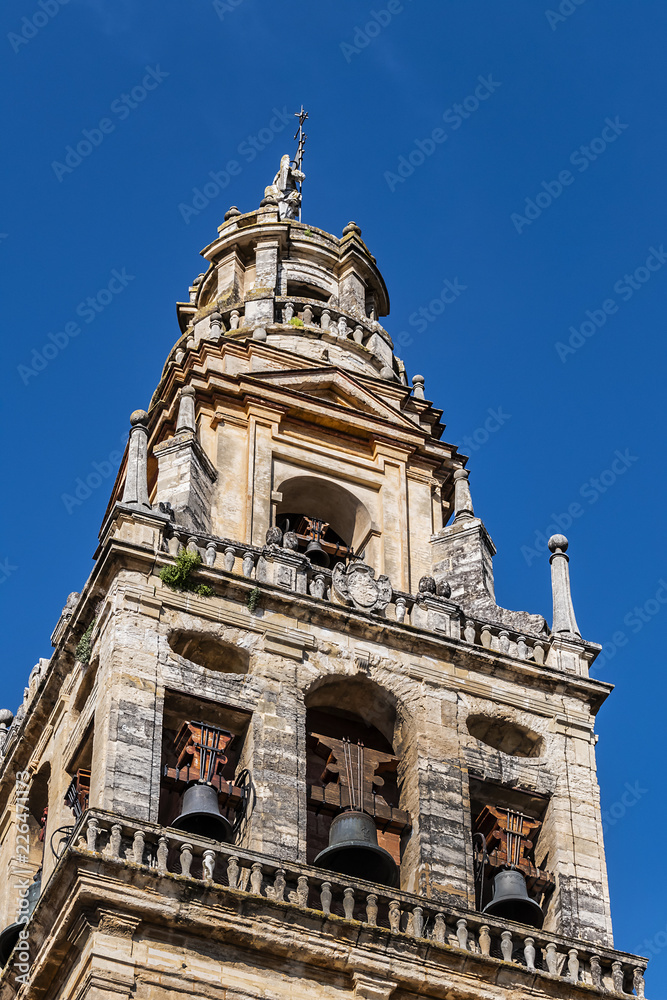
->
[304,538,330,568]
[314,810,398,887]
[0,872,41,967]
[171,782,233,842]
[482,869,544,928]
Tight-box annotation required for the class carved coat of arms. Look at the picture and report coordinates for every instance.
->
[331,561,392,613]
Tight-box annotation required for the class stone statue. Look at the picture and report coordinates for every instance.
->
[263,154,304,220]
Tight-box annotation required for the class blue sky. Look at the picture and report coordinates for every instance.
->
[2,0,665,985]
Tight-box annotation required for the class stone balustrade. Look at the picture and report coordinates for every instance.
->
[160,528,557,661]
[273,295,394,359]
[65,810,646,998]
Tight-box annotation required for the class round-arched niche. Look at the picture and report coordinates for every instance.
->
[466,713,543,758]
[305,674,398,746]
[167,630,250,675]
[274,475,373,555]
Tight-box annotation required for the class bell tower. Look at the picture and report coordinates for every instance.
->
[0,144,649,1000]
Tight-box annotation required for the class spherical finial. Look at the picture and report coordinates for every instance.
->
[412,374,425,387]
[0,709,14,727]
[453,468,469,481]
[548,534,569,553]
[418,575,436,594]
[342,221,362,236]
[224,206,241,221]
[180,385,196,398]
[129,409,148,427]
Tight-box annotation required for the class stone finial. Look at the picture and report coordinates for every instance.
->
[342,221,362,236]
[176,386,196,434]
[418,576,436,595]
[412,375,425,400]
[224,206,241,221]
[252,327,267,342]
[548,535,581,637]
[265,526,283,546]
[121,410,151,509]
[453,468,474,521]
[209,311,222,340]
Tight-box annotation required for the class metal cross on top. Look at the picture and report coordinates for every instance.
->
[293,106,308,221]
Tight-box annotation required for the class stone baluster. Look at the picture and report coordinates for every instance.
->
[478,925,491,957]
[320,309,330,330]
[365,894,378,926]
[223,546,236,572]
[227,855,239,889]
[293,875,309,907]
[498,630,510,654]
[353,325,364,343]
[517,635,528,659]
[109,824,122,859]
[524,937,536,971]
[633,966,646,998]
[309,574,326,599]
[175,349,185,364]
[412,374,425,400]
[242,551,255,578]
[179,842,193,877]
[186,536,199,554]
[480,626,492,648]
[590,954,602,989]
[205,541,217,567]
[271,870,286,902]
[302,304,313,325]
[395,597,407,623]
[229,309,240,330]
[132,830,145,865]
[548,535,581,636]
[283,301,294,323]
[464,620,476,644]
[121,410,151,509]
[611,961,624,994]
[533,642,545,664]
[86,817,99,852]
[411,906,424,939]
[337,316,348,338]
[320,881,332,915]
[202,850,216,882]
[388,900,401,934]
[156,837,169,874]
[500,930,513,962]
[250,863,263,895]
[567,949,579,982]
[456,918,468,951]
[433,913,447,944]
[545,942,559,974]
[343,887,355,920]
[209,310,222,341]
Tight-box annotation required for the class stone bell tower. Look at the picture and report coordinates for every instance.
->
[0,145,649,1000]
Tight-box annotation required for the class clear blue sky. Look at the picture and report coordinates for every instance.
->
[2,0,665,986]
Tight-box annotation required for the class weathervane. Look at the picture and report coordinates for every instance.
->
[293,106,308,221]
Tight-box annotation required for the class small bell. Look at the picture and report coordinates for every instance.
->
[171,782,233,842]
[314,810,398,887]
[482,868,544,928]
[304,538,330,567]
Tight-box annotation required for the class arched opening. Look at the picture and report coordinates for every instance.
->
[274,475,373,560]
[304,676,411,883]
[167,630,250,675]
[467,714,542,758]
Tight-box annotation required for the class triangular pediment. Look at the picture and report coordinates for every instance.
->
[249,367,418,428]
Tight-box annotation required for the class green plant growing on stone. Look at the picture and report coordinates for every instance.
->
[288,317,304,327]
[159,549,214,598]
[76,619,96,664]
[247,587,261,612]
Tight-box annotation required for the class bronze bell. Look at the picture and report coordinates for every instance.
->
[304,538,330,567]
[171,782,233,842]
[0,871,41,967]
[482,869,544,928]
[314,810,398,887]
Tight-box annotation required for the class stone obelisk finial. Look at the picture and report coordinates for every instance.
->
[453,468,475,521]
[548,534,581,636]
[121,410,151,509]
[176,385,196,434]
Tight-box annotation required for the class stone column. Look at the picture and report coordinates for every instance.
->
[121,410,151,509]
[453,468,474,521]
[549,534,581,636]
